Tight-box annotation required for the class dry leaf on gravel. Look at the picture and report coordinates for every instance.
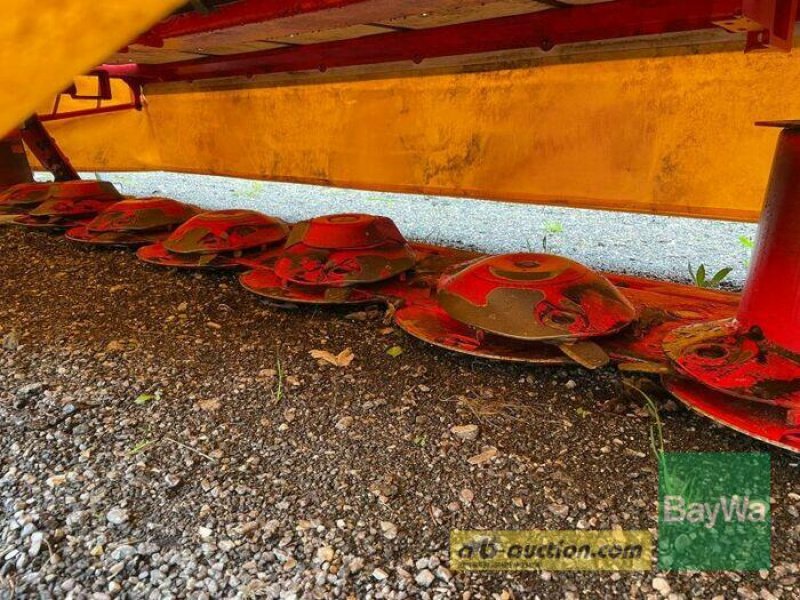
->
[310,348,354,367]
[197,398,221,412]
[467,446,498,465]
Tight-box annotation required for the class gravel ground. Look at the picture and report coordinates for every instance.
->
[37,171,758,287]
[3,176,796,599]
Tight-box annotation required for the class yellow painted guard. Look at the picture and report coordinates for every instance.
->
[37,49,800,221]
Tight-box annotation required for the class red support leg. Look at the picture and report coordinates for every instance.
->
[0,130,33,191]
[738,122,800,352]
[19,115,79,182]
[663,121,800,451]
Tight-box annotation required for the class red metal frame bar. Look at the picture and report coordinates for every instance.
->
[39,104,141,123]
[19,116,79,181]
[103,0,753,84]
[134,0,373,46]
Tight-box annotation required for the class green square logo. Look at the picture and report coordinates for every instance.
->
[658,452,771,571]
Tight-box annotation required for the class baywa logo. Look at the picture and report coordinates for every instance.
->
[658,453,771,571]
[662,495,768,529]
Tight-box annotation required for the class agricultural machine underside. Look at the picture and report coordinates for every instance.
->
[2,117,800,453]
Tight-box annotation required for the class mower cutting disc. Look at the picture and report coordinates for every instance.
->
[273,214,415,286]
[14,194,121,229]
[11,215,95,230]
[602,283,738,365]
[240,268,380,305]
[435,253,636,368]
[663,318,800,409]
[0,183,53,214]
[66,227,171,247]
[162,209,288,255]
[395,299,573,364]
[0,180,121,215]
[137,242,283,270]
[663,375,800,453]
[66,197,200,246]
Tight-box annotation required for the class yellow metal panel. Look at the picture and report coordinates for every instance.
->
[41,50,800,222]
[0,0,183,135]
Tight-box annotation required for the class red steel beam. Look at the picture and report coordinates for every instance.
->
[105,0,750,84]
[134,0,374,45]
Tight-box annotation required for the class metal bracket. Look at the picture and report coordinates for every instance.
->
[714,0,799,51]
[40,72,143,123]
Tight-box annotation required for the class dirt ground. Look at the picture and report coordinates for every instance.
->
[1,226,799,599]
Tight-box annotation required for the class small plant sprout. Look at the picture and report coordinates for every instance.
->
[622,380,665,464]
[542,221,564,252]
[273,353,284,404]
[688,263,733,289]
[739,235,755,268]
[544,221,564,234]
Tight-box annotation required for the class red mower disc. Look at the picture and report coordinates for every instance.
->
[240,268,380,305]
[273,214,415,286]
[395,298,573,364]
[14,195,122,230]
[137,242,283,270]
[602,284,738,365]
[138,210,287,269]
[66,197,200,247]
[663,375,800,453]
[0,183,54,214]
[437,253,636,342]
[162,209,288,255]
[1,180,121,216]
[663,319,800,410]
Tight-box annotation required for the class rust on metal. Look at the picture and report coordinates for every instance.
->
[0,180,121,215]
[138,209,288,269]
[437,253,636,342]
[66,197,201,246]
[664,319,800,409]
[273,214,415,287]
[240,267,380,305]
[394,297,574,365]
[12,181,122,229]
[162,209,288,255]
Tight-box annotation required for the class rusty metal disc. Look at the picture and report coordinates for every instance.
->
[25,196,120,218]
[395,298,573,364]
[240,268,380,305]
[0,183,53,214]
[137,242,282,270]
[163,209,288,255]
[11,214,94,230]
[437,253,636,343]
[66,197,201,246]
[66,226,170,247]
[663,318,800,409]
[602,285,738,365]
[663,375,800,453]
[273,213,416,287]
[87,197,200,233]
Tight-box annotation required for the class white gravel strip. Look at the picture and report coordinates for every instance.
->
[41,171,758,287]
